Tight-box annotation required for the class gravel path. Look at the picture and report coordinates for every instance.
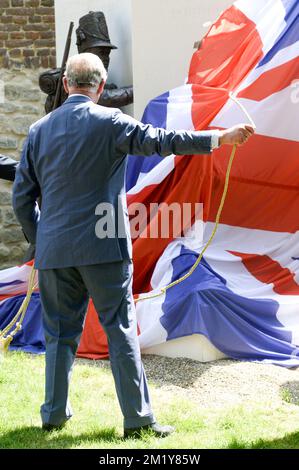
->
[144,356,299,408]
[80,356,299,409]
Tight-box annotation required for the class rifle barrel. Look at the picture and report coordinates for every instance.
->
[53,21,74,110]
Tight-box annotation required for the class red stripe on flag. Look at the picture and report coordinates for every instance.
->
[0,293,24,302]
[229,251,299,295]
[208,134,299,232]
[188,5,263,130]
[188,6,263,89]
[238,56,299,101]
[213,133,299,189]
[77,300,109,360]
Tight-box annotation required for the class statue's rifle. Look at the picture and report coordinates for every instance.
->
[53,21,74,110]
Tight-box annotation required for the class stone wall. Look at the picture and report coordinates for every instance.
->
[0,0,56,268]
[0,0,56,70]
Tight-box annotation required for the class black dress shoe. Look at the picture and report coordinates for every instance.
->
[42,422,66,432]
[124,422,175,439]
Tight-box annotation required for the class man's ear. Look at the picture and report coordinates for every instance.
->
[63,76,69,94]
[98,80,106,96]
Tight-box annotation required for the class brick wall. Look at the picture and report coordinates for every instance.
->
[0,0,56,69]
[0,0,56,268]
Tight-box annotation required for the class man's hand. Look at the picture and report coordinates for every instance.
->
[219,124,255,146]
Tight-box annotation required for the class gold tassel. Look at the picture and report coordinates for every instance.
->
[0,335,13,355]
[0,266,36,357]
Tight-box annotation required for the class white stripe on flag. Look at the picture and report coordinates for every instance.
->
[210,87,299,142]
[237,41,299,92]
[166,85,194,131]
[127,154,176,195]
[235,0,287,55]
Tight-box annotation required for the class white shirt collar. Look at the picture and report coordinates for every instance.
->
[68,94,92,99]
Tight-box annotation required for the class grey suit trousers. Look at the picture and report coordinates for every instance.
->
[38,260,155,429]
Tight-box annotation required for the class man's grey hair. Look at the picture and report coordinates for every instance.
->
[65,53,107,89]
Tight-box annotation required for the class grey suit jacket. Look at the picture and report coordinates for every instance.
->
[13,94,214,269]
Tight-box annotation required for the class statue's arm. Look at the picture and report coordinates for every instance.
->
[98,86,134,108]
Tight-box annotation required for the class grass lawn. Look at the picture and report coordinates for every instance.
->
[0,352,299,449]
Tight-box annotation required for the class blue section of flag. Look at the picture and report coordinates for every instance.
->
[126,91,169,191]
[0,293,45,354]
[160,246,296,366]
[0,280,23,288]
[258,0,299,67]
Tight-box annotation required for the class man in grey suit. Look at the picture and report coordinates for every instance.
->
[13,53,254,438]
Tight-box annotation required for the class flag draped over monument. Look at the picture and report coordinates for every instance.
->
[1,0,299,365]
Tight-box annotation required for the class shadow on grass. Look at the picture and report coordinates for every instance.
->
[0,425,122,449]
[228,431,299,449]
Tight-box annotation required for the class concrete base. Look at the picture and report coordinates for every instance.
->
[142,334,227,362]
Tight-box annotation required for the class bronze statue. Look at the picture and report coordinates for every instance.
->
[0,154,18,181]
[39,11,133,113]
